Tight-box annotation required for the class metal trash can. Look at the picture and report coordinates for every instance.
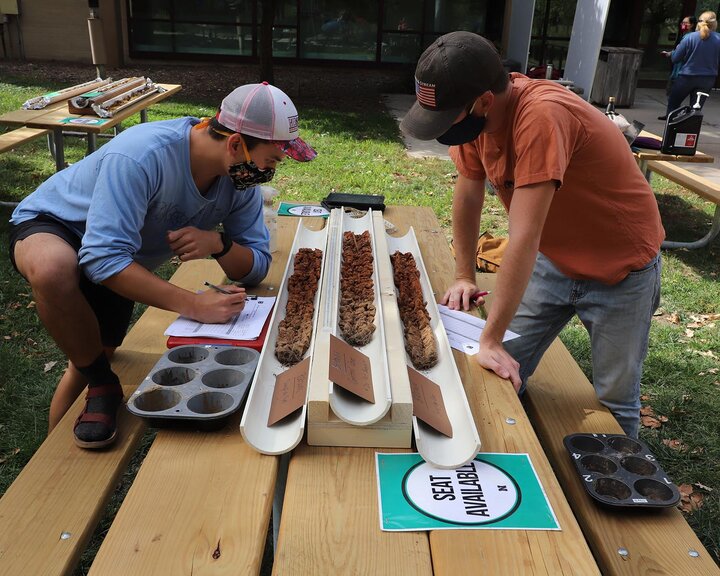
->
[590,47,644,107]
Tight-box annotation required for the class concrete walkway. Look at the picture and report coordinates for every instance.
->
[384,87,720,184]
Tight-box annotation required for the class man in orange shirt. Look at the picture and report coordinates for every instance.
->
[401,32,664,437]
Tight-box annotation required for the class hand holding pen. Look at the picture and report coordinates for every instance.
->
[470,290,491,305]
[190,282,247,324]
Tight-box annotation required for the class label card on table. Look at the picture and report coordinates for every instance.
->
[267,357,310,426]
[407,367,453,438]
[328,334,375,403]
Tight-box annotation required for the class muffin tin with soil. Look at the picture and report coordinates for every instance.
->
[564,433,680,508]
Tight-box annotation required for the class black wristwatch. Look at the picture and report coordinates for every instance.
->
[211,231,233,259]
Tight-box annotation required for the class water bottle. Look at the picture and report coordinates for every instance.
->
[605,96,616,115]
[260,186,279,253]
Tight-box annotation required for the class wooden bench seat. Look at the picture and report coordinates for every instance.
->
[647,160,720,206]
[0,126,50,154]
[475,272,719,574]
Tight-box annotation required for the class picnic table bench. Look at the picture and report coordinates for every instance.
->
[0,206,717,575]
[0,126,51,154]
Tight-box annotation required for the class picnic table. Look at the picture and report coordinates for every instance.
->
[635,130,720,249]
[633,129,714,178]
[0,206,717,575]
[0,83,181,171]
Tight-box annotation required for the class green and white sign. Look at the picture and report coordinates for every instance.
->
[278,202,329,218]
[375,453,560,531]
[58,116,109,126]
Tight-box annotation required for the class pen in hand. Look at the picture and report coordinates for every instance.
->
[204,281,233,295]
[204,281,257,300]
[470,290,491,304]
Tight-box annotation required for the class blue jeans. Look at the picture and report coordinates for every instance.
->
[666,74,715,115]
[505,252,661,438]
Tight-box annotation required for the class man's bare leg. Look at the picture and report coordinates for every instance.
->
[14,233,122,445]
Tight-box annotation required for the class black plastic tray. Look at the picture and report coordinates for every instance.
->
[563,433,680,508]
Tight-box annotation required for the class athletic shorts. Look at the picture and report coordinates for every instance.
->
[8,214,135,347]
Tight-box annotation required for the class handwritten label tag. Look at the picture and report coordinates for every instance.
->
[328,334,375,403]
[267,357,310,426]
[407,367,453,438]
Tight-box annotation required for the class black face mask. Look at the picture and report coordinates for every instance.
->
[228,161,275,190]
[436,114,486,146]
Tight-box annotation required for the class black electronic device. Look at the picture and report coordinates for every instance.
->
[321,192,386,212]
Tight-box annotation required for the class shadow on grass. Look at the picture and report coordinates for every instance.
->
[656,193,720,277]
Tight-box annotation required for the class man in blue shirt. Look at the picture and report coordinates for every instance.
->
[8,82,316,448]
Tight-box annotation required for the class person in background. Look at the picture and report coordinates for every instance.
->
[662,15,697,97]
[8,82,316,449]
[659,11,720,119]
[401,32,664,438]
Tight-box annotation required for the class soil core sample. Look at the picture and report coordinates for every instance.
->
[275,248,323,365]
[390,251,438,370]
[339,230,376,346]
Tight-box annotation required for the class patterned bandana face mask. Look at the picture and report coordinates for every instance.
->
[228,138,276,190]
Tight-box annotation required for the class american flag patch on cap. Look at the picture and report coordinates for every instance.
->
[415,78,436,108]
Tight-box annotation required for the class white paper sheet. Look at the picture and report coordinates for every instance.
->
[438,304,520,356]
[164,296,276,340]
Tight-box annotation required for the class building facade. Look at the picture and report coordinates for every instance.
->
[0,0,713,86]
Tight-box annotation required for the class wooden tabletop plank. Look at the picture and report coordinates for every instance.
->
[88,216,323,576]
[21,84,182,132]
[274,446,433,575]
[635,130,714,163]
[0,99,68,126]
[405,207,599,575]
[274,206,598,575]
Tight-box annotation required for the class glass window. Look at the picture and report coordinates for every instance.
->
[637,0,682,82]
[424,0,489,35]
[381,32,421,63]
[528,0,576,72]
[129,20,174,53]
[173,23,254,55]
[273,26,297,57]
[173,0,253,24]
[383,0,421,32]
[129,0,171,20]
[300,0,378,61]
[274,0,298,26]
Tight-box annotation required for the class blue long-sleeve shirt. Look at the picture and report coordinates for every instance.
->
[672,30,720,76]
[11,117,271,285]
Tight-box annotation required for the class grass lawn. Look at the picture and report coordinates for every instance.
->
[1,71,719,571]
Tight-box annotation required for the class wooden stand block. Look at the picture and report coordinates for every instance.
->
[307,211,412,447]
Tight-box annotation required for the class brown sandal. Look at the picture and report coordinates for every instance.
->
[73,383,124,449]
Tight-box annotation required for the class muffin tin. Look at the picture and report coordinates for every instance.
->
[563,433,681,508]
[128,345,259,430]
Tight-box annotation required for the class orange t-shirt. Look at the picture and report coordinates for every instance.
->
[449,73,665,285]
